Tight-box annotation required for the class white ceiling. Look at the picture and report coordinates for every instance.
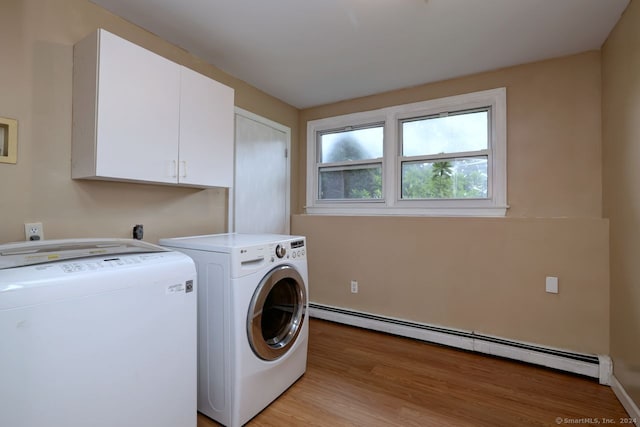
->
[91,0,629,109]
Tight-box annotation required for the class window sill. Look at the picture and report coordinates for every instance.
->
[305,205,509,217]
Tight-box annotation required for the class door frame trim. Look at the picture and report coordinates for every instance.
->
[230,108,292,233]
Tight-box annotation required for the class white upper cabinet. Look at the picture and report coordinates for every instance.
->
[72,29,235,188]
[179,66,234,187]
[72,29,181,185]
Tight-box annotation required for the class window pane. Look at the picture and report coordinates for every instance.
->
[401,157,488,199]
[319,165,382,200]
[402,110,488,157]
[320,126,383,163]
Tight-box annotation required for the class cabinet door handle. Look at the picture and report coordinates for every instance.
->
[170,160,177,178]
[180,160,187,178]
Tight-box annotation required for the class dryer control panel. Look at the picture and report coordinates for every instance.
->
[269,239,306,263]
[235,237,306,276]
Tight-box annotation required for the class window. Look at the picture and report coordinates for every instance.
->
[318,125,384,200]
[400,109,489,200]
[306,88,507,216]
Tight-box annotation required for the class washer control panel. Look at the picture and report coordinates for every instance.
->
[269,239,305,263]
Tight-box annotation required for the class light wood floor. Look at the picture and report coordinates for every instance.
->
[198,319,629,426]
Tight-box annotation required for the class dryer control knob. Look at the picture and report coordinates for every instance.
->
[275,244,286,258]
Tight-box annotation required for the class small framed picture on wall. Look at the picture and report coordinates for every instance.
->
[0,116,17,164]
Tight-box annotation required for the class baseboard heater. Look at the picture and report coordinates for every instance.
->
[308,303,612,385]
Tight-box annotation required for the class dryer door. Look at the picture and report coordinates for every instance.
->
[247,265,307,361]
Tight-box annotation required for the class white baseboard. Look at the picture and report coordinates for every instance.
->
[309,303,610,384]
[611,376,640,425]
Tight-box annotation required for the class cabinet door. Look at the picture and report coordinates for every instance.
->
[96,30,180,184]
[178,67,234,187]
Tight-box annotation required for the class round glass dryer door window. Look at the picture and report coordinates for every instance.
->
[247,265,307,361]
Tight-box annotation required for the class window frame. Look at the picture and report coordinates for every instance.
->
[316,122,385,202]
[306,88,507,217]
[398,107,491,202]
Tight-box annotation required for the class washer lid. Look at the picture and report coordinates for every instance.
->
[0,238,166,270]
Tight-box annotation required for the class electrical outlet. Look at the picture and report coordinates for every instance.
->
[24,222,44,241]
[350,280,358,293]
[545,276,559,294]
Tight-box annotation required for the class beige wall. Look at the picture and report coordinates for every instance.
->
[294,215,609,354]
[602,0,640,407]
[293,52,610,354]
[296,52,603,217]
[0,0,298,244]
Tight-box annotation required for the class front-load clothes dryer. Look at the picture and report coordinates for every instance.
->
[159,233,309,427]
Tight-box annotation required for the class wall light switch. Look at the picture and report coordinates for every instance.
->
[350,280,358,293]
[545,276,559,294]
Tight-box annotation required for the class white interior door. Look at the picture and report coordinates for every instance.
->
[233,109,290,234]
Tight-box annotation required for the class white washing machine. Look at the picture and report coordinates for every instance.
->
[0,239,197,427]
[159,233,308,427]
